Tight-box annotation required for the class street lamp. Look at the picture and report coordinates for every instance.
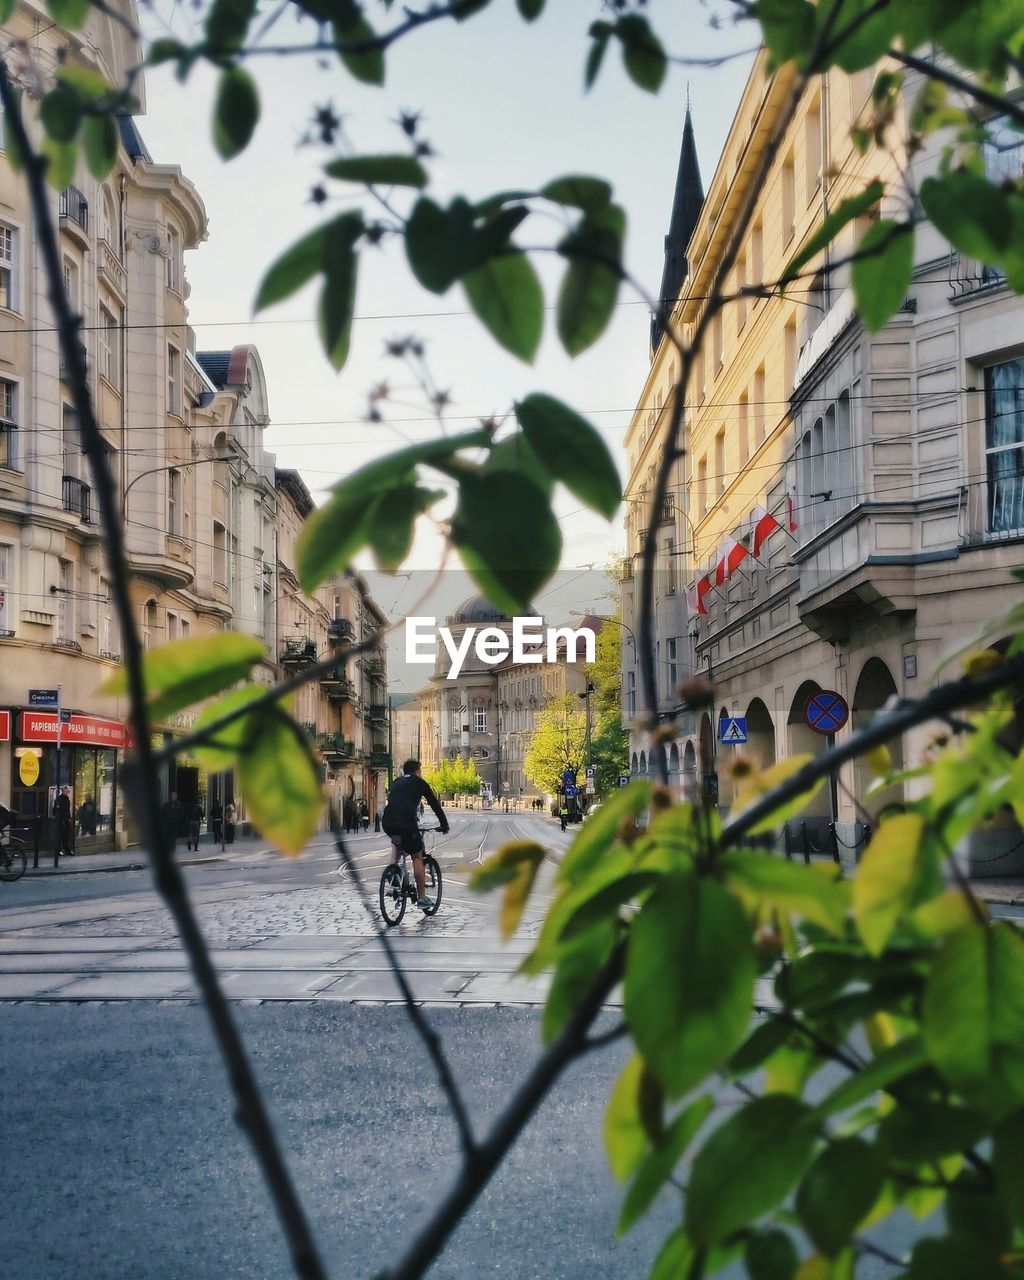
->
[568,610,636,649]
[122,455,235,517]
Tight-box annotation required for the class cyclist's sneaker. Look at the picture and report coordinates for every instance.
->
[417,897,433,912]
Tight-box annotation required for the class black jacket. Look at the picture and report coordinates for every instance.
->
[382,774,446,832]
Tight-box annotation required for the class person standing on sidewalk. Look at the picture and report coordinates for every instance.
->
[224,801,236,845]
[53,787,73,857]
[210,799,224,851]
[161,792,183,852]
[186,797,204,852]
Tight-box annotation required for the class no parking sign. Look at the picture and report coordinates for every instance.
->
[803,690,849,735]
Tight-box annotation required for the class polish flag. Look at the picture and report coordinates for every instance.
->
[751,504,782,559]
[717,535,749,582]
[685,584,706,616]
[787,487,798,532]
[696,571,716,611]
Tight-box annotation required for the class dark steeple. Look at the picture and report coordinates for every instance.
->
[652,98,704,351]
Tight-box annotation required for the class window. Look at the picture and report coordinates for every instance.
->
[0,379,17,468]
[985,360,1024,534]
[166,225,181,292]
[168,468,180,536]
[736,255,748,331]
[143,599,157,650]
[450,707,461,735]
[101,190,119,256]
[712,310,723,374]
[167,345,181,416]
[62,257,80,312]
[0,544,10,633]
[750,220,763,291]
[475,707,487,733]
[806,97,823,204]
[98,306,121,388]
[784,318,798,392]
[0,222,18,311]
[694,347,705,405]
[739,392,750,467]
[181,618,190,640]
[213,521,227,583]
[715,430,726,499]
[57,558,73,643]
[62,404,79,479]
[665,538,675,595]
[668,638,677,690]
[782,150,796,243]
[167,612,178,642]
[100,579,119,657]
[627,669,637,720]
[754,365,766,444]
[697,455,708,517]
[984,116,1024,185]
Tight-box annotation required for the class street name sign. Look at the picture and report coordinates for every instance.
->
[28,689,59,707]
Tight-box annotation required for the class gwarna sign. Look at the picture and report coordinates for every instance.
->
[406,617,597,680]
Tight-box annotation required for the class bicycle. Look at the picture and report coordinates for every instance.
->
[0,831,29,883]
[378,824,443,927]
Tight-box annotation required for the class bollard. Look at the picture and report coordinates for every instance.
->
[828,821,840,863]
[33,812,41,869]
[800,821,810,865]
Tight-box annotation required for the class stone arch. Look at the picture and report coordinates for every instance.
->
[639,750,648,775]
[745,697,776,768]
[787,680,830,817]
[682,740,698,802]
[852,658,903,813]
[631,751,639,776]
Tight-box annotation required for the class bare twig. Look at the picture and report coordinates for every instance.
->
[889,48,1024,129]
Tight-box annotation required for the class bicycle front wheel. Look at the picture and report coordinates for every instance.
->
[422,855,443,916]
[379,864,406,927]
[0,841,27,882]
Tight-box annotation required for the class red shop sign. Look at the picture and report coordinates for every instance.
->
[19,712,129,749]
[0,711,10,741]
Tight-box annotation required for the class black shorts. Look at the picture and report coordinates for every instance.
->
[383,824,423,856]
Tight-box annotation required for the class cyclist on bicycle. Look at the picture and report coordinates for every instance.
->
[381,759,449,911]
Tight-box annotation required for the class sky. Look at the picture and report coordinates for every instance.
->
[135,1,754,648]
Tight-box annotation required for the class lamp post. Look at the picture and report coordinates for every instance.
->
[122,455,235,518]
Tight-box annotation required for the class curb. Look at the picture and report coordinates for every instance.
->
[20,853,228,878]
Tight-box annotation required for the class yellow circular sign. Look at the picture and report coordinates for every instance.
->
[19,752,40,787]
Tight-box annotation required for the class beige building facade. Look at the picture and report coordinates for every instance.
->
[624,56,1024,870]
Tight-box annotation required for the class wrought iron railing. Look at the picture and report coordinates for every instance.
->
[58,185,88,232]
[959,473,1024,545]
[62,475,92,523]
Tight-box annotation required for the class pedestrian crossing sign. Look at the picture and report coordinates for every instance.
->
[720,717,748,745]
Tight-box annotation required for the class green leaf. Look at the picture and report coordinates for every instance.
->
[558,870,661,942]
[922,921,1024,1118]
[993,1109,1024,1227]
[754,0,815,67]
[0,0,16,17]
[732,754,825,835]
[906,1236,1005,1280]
[405,197,473,294]
[796,1138,884,1257]
[559,779,652,883]
[297,489,384,592]
[826,0,894,72]
[82,115,119,181]
[451,470,561,614]
[815,1035,929,1118]
[334,14,385,86]
[212,67,260,160]
[852,813,927,955]
[99,633,266,722]
[878,1100,985,1163]
[728,1016,792,1076]
[745,1229,799,1280]
[483,433,553,495]
[515,0,544,17]
[147,38,187,66]
[318,215,362,370]
[45,0,89,28]
[462,250,543,362]
[514,393,621,518]
[325,154,427,188]
[605,1055,648,1182]
[625,875,755,1097]
[585,23,611,90]
[851,220,913,333]
[254,223,330,312]
[618,1095,713,1234]
[685,1096,816,1245]
[42,138,76,191]
[365,483,440,572]
[920,171,1013,265]
[469,840,545,940]
[205,0,256,50]
[40,88,82,144]
[721,850,848,936]
[542,175,612,213]
[238,711,321,857]
[648,1229,697,1280]
[542,921,615,1042]
[556,203,625,356]
[783,181,884,283]
[192,686,268,771]
[615,14,666,93]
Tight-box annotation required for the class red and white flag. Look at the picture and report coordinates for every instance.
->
[751,504,782,559]
[696,570,716,611]
[685,584,706,616]
[787,486,798,532]
[717,535,749,582]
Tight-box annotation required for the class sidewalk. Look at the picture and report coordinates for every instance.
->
[19,833,263,877]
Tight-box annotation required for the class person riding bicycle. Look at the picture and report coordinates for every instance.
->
[381,759,448,912]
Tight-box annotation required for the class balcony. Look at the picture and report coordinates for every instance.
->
[362,653,386,678]
[300,721,317,739]
[58,185,89,247]
[319,667,355,702]
[280,636,317,668]
[54,637,83,653]
[365,703,388,725]
[368,751,391,771]
[327,617,355,644]
[317,732,356,760]
[97,238,127,299]
[62,475,92,523]
[960,474,1024,546]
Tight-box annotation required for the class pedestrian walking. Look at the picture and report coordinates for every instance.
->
[359,799,369,831]
[210,799,225,851]
[161,791,183,852]
[77,795,97,836]
[559,797,569,833]
[186,797,204,852]
[53,786,74,857]
[224,801,236,845]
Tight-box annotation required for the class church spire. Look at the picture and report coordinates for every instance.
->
[652,99,704,352]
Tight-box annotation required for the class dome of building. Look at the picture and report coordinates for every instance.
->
[449,593,513,625]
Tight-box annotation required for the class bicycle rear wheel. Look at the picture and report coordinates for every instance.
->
[0,840,27,882]
[379,864,407,926]
[422,855,442,916]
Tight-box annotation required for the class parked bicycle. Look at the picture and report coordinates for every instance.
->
[378,824,443,926]
[0,831,28,883]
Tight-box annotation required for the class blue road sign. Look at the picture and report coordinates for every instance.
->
[28,689,59,707]
[562,767,577,787]
[565,784,578,798]
[618,774,630,788]
[585,765,595,779]
[803,689,849,735]
[720,717,748,745]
